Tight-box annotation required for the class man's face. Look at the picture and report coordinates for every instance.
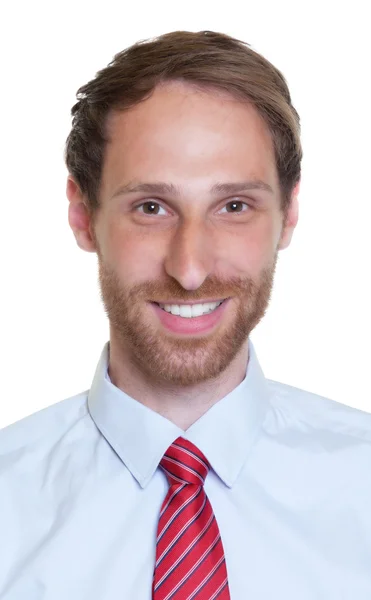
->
[69,81,298,388]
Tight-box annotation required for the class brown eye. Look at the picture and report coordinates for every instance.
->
[135,201,165,215]
[133,199,250,217]
[221,201,249,214]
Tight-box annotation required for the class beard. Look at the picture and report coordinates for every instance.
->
[95,245,278,388]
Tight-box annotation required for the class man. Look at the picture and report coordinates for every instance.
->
[0,30,370,599]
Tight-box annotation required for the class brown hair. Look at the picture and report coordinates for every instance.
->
[65,30,302,222]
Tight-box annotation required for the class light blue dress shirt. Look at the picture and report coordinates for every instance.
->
[1,338,371,599]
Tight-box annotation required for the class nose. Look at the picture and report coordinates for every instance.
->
[163,220,217,292]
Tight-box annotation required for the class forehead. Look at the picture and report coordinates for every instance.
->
[103,81,278,191]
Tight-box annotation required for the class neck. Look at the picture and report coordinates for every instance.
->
[107,333,249,430]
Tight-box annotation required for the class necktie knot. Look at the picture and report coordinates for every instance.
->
[159,436,210,486]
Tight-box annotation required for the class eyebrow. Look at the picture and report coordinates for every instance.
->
[112,179,274,199]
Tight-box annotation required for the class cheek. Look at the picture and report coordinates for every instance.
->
[102,223,163,279]
[231,220,277,272]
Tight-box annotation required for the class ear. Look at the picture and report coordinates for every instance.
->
[278,180,300,251]
[67,177,97,253]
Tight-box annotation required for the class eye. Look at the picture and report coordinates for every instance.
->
[219,200,250,214]
[134,201,166,216]
[133,198,251,216]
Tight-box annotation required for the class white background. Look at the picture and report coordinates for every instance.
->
[0,0,370,428]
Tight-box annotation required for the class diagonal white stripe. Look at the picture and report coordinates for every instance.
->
[161,533,221,600]
[185,554,225,600]
[208,577,228,600]
[160,483,186,518]
[155,496,211,570]
[157,487,200,542]
[161,466,188,485]
[163,456,204,484]
[172,443,209,471]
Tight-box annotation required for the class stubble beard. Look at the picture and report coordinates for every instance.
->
[96,248,278,388]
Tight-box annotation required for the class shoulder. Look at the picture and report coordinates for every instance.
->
[0,390,98,588]
[0,390,92,469]
[265,378,371,444]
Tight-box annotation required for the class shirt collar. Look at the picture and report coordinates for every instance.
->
[88,338,271,489]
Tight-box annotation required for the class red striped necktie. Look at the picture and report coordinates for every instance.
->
[152,436,231,599]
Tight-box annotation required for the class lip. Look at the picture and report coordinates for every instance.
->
[150,298,230,335]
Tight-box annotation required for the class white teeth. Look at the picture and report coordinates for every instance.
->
[158,301,224,318]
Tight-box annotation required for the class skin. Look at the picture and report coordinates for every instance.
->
[67,80,299,430]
